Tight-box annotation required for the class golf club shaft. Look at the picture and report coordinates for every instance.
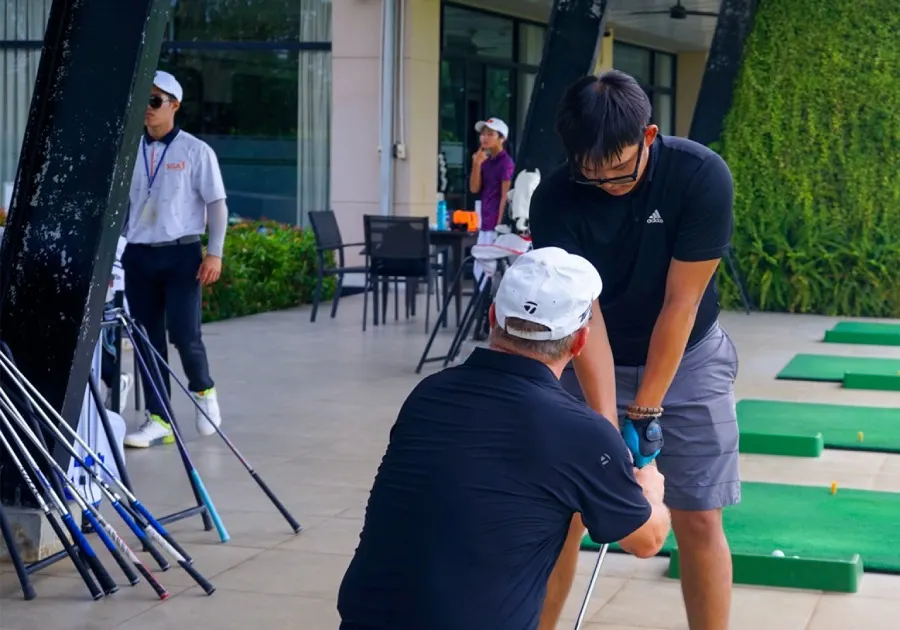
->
[574,543,608,630]
[125,314,302,534]
[0,394,174,596]
[0,400,120,595]
[0,367,214,596]
[121,320,229,543]
[0,350,194,565]
[0,412,102,600]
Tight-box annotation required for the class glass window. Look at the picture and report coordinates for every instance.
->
[653,52,674,88]
[442,5,514,61]
[485,67,512,127]
[159,48,301,224]
[517,23,545,66]
[653,93,674,135]
[0,0,51,190]
[517,71,537,139]
[298,0,331,223]
[0,0,52,41]
[439,60,468,209]
[1,0,329,224]
[171,0,308,43]
[613,42,651,84]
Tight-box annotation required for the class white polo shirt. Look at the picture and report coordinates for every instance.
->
[126,129,226,244]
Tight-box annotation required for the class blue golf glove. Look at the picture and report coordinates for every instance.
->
[622,418,664,469]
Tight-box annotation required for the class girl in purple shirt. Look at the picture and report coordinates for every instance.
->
[469,117,516,282]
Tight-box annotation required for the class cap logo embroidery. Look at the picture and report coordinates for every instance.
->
[523,301,538,314]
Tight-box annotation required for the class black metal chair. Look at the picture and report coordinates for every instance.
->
[363,215,445,332]
[308,210,368,323]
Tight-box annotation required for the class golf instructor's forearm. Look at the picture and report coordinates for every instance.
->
[573,301,618,426]
[206,198,228,258]
[632,301,698,409]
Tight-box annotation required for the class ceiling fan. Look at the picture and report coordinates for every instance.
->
[630,0,719,19]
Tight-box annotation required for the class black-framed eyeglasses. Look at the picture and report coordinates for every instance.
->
[148,95,172,110]
[570,139,645,187]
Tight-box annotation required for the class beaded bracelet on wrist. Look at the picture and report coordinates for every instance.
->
[626,404,664,421]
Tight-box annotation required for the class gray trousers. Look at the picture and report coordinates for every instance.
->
[561,322,741,511]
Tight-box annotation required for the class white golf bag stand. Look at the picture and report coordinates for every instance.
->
[63,338,128,517]
[416,232,532,373]
[63,237,130,529]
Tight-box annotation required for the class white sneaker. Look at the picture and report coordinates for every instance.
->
[192,388,222,437]
[104,373,134,414]
[124,414,174,449]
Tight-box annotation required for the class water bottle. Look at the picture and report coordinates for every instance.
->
[437,199,448,231]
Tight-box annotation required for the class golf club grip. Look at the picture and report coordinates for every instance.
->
[111,501,171,571]
[190,469,230,542]
[48,512,102,600]
[86,513,141,587]
[251,471,302,533]
[180,560,216,595]
[132,501,193,564]
[134,562,170,600]
[64,515,118,595]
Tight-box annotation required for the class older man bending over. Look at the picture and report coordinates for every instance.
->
[337,247,671,630]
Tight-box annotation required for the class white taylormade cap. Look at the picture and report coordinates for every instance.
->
[153,70,183,102]
[495,247,603,341]
[475,117,510,139]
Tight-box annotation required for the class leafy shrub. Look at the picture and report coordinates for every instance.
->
[202,219,336,323]
[716,0,900,316]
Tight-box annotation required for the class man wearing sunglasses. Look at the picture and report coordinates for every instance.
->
[529,70,739,630]
[121,70,228,449]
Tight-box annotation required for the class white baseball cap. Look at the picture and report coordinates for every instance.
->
[153,70,183,102]
[475,117,510,139]
[495,247,603,341]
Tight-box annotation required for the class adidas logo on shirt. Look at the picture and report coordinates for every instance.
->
[647,209,664,224]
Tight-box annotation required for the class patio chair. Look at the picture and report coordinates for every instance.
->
[308,210,369,323]
[363,215,445,332]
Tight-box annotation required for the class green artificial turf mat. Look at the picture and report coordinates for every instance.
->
[667,548,863,593]
[581,482,900,574]
[776,353,900,382]
[824,321,900,347]
[737,399,900,455]
[843,372,900,392]
[739,430,824,457]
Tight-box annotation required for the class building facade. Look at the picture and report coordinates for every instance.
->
[1,0,716,253]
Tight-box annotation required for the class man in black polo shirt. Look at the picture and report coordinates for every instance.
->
[338,247,671,630]
[529,70,739,630]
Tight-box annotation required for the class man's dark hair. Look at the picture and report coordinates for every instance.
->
[556,70,652,168]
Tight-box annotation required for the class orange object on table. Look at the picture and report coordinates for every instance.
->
[452,209,478,232]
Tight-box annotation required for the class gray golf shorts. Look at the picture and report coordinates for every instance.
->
[561,322,741,512]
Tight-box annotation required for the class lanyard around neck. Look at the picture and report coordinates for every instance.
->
[142,138,172,195]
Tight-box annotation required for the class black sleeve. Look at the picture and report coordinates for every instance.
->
[528,181,585,257]
[672,152,735,263]
[547,410,652,544]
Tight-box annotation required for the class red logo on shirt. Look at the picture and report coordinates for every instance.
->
[166,161,186,170]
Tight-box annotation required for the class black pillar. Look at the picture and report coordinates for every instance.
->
[0,0,171,507]
[515,0,608,176]
[689,0,760,146]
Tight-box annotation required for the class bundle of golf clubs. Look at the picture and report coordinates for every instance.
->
[0,309,302,601]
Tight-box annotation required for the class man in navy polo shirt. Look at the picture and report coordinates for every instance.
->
[529,70,739,630]
[338,247,671,630]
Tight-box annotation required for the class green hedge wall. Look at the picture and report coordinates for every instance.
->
[202,220,336,323]
[715,0,900,316]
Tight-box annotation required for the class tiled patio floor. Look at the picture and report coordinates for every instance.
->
[1,296,899,629]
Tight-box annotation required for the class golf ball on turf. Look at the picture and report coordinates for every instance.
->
[771,550,785,557]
